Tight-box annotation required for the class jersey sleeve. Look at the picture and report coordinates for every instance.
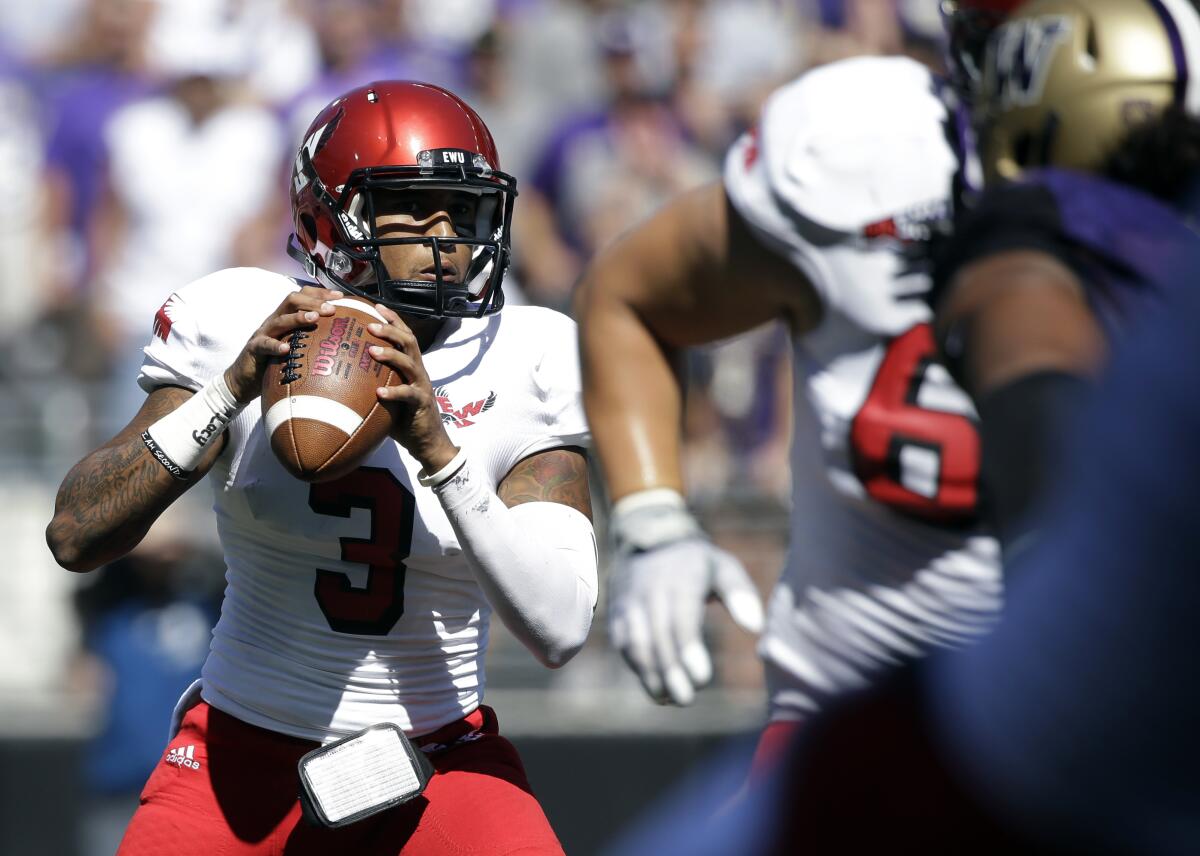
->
[723,56,958,316]
[139,267,298,393]
[506,308,591,468]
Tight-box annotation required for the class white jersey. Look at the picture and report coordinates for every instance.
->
[723,56,1002,717]
[139,268,589,741]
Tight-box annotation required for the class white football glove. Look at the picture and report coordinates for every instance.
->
[607,488,764,706]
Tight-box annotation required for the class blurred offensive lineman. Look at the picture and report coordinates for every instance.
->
[574,0,1023,764]
[47,82,595,855]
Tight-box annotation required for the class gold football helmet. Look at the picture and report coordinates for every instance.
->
[977,0,1200,182]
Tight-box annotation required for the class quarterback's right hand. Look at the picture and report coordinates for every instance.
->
[223,286,343,404]
[607,489,765,706]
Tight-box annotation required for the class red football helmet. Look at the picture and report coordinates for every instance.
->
[941,0,1029,98]
[288,81,517,318]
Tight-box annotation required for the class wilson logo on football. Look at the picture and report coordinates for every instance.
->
[311,317,352,377]
[435,387,496,428]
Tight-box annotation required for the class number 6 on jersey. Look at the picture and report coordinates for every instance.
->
[850,323,981,522]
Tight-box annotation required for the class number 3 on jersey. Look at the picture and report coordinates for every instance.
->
[309,468,415,635]
[849,324,980,522]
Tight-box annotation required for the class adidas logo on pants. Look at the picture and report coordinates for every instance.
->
[165,745,201,770]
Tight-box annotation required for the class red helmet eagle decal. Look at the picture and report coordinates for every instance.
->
[153,295,180,343]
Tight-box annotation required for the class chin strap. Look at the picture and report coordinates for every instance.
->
[285,233,504,317]
[286,234,318,278]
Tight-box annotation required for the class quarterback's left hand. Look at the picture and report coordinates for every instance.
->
[368,305,458,474]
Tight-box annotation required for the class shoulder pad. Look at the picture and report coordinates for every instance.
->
[140,267,300,391]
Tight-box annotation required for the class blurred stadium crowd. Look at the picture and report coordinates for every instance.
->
[0,0,946,853]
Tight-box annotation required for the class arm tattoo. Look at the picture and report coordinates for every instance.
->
[498,448,593,520]
[47,388,212,567]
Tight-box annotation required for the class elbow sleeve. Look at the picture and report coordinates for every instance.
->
[433,458,598,667]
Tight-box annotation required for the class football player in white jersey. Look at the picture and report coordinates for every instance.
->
[574,0,1024,772]
[47,81,595,855]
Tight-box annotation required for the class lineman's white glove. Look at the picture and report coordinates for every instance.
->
[607,488,764,705]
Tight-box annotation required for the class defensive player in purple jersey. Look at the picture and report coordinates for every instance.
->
[933,0,1200,554]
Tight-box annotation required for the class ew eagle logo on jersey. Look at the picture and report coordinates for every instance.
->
[990,15,1072,109]
[434,387,497,428]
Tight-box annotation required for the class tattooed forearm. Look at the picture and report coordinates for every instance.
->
[498,448,592,520]
[46,387,216,571]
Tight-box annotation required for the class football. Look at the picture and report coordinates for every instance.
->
[261,298,395,482]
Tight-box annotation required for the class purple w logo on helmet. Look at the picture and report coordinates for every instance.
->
[990,15,1072,108]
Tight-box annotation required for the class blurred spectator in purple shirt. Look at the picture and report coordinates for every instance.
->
[669,0,802,158]
[283,0,421,146]
[519,8,716,308]
[801,0,906,66]
[0,46,49,341]
[37,0,156,307]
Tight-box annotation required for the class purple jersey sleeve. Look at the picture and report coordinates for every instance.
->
[933,170,1198,339]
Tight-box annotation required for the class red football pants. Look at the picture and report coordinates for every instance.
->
[117,702,564,855]
[748,719,803,781]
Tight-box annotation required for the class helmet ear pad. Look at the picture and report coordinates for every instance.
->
[287,81,518,319]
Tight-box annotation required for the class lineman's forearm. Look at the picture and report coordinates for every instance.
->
[577,293,685,501]
[572,182,803,502]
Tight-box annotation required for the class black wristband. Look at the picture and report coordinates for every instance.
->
[977,371,1091,562]
[141,431,192,481]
